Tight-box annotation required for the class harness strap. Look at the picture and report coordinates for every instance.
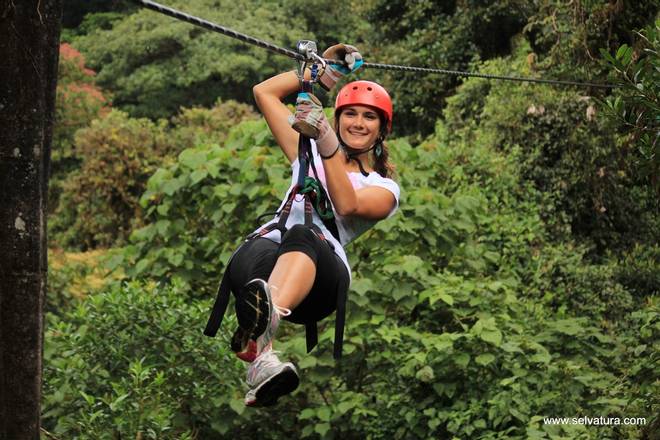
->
[203,250,238,337]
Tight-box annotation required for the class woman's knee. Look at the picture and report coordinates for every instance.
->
[279,225,322,262]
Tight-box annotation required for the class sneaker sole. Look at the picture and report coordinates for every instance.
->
[235,280,272,343]
[246,366,299,407]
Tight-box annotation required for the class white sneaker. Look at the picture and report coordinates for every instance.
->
[244,350,299,407]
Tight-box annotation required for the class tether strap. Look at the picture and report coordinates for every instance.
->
[203,250,239,337]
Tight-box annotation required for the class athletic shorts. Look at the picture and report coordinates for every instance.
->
[227,224,350,325]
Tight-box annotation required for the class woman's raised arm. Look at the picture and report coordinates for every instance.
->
[253,71,302,163]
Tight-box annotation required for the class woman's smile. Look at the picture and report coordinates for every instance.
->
[339,105,381,150]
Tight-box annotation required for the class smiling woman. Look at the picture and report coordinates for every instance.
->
[204,43,401,408]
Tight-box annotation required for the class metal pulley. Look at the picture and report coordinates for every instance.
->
[295,40,326,84]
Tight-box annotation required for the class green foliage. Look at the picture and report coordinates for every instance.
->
[83,116,656,439]
[42,281,246,438]
[50,110,175,249]
[62,0,135,29]
[171,98,258,148]
[323,129,653,440]
[115,118,288,293]
[599,19,660,190]
[46,5,660,439]
[72,0,304,119]
[54,42,109,164]
[47,249,116,315]
[50,100,256,250]
[441,48,658,250]
[361,0,533,137]
[525,0,659,75]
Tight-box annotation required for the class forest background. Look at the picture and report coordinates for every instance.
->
[43,0,659,439]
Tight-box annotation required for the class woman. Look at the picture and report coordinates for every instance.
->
[213,44,400,407]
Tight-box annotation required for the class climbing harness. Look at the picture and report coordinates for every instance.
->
[131,0,620,89]
[204,41,346,359]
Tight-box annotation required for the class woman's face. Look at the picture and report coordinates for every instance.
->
[338,105,382,151]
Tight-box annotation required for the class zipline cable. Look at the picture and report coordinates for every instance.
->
[132,0,620,89]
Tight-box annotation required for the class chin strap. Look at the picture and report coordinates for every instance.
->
[341,142,375,177]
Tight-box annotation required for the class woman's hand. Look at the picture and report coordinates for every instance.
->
[290,92,339,158]
[319,44,363,91]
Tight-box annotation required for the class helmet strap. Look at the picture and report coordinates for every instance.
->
[336,127,387,177]
[340,142,372,177]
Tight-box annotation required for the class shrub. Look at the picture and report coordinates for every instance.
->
[50,110,176,249]
[442,49,658,251]
[51,43,111,215]
[116,118,290,294]
[42,281,247,438]
[47,248,117,315]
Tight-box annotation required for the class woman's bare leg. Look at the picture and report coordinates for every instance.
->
[267,251,316,309]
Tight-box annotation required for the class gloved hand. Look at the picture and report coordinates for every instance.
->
[319,43,363,91]
[290,92,339,158]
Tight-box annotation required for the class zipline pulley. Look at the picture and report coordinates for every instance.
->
[295,40,326,84]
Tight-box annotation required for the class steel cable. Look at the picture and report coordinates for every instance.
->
[133,0,619,89]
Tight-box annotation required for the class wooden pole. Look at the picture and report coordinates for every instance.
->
[0,0,62,438]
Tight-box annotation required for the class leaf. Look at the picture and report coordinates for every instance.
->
[299,408,316,420]
[109,393,130,411]
[80,391,95,406]
[415,365,435,382]
[480,329,503,347]
[599,48,616,65]
[179,149,207,169]
[190,169,208,184]
[529,350,551,364]
[314,422,331,436]
[453,353,470,368]
[437,290,455,306]
[155,220,170,236]
[475,353,495,366]
[317,406,331,422]
[162,178,184,196]
[298,356,317,369]
[135,259,150,274]
[337,401,356,415]
[229,397,245,415]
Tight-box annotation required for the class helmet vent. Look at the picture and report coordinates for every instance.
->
[367,86,373,91]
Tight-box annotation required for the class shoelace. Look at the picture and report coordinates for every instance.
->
[268,285,292,318]
[273,304,291,317]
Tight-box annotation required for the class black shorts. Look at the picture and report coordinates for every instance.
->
[227,224,350,325]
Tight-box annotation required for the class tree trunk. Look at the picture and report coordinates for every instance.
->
[0,0,62,438]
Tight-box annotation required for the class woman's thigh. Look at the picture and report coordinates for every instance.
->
[277,226,350,324]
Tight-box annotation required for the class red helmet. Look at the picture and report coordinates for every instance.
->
[335,80,393,132]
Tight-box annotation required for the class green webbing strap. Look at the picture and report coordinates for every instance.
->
[299,176,334,220]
